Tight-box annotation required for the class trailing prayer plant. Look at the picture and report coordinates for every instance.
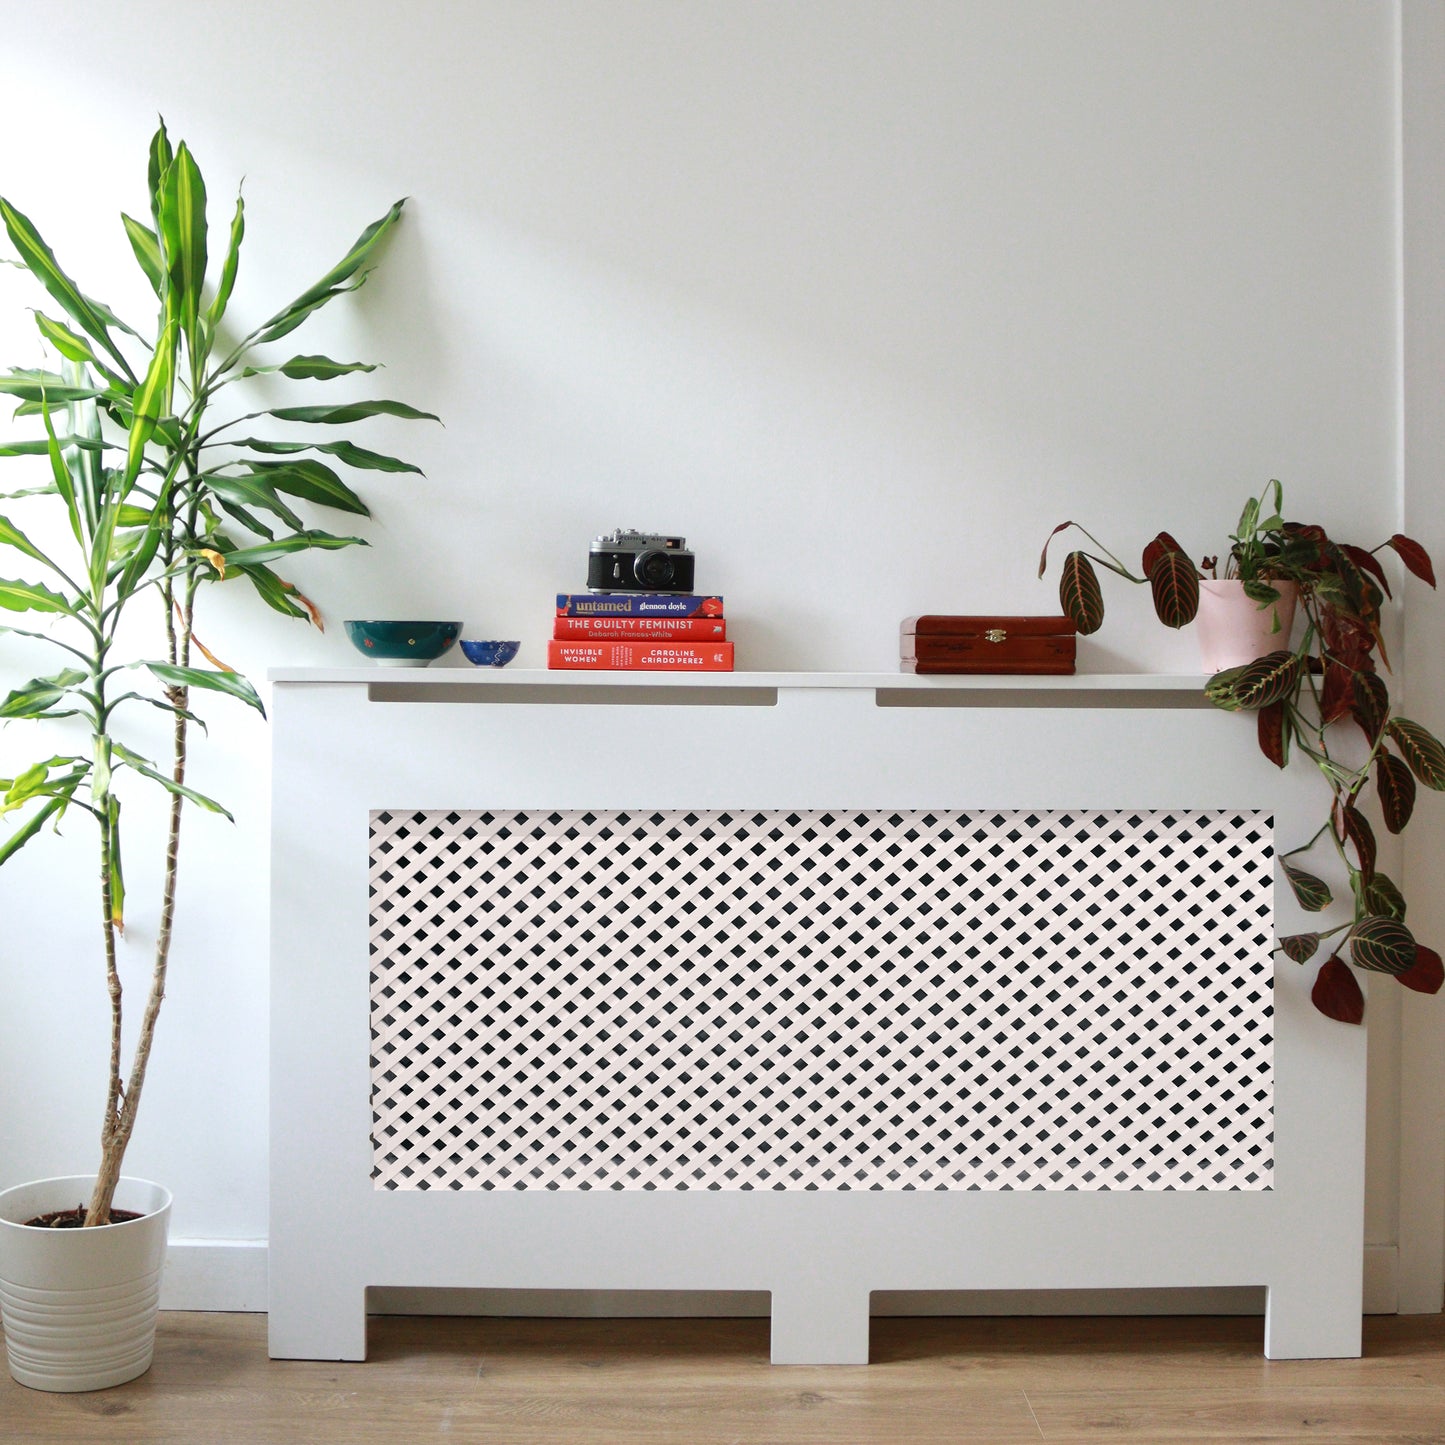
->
[0,123,437,1223]
[1038,482,1444,1024]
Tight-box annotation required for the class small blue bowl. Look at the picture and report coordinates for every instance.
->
[460,639,520,667]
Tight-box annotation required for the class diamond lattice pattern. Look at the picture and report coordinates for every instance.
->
[369,809,1274,1192]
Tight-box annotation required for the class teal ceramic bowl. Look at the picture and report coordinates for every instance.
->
[344,619,462,667]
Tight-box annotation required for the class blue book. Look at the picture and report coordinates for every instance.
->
[555,593,725,618]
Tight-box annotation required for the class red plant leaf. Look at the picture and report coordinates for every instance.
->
[1146,547,1200,629]
[1327,543,1383,618]
[1341,804,1376,882]
[1312,956,1365,1025]
[1142,530,1187,576]
[1320,609,1375,671]
[1397,943,1444,995]
[1231,650,1300,709]
[1363,872,1406,921]
[1257,700,1288,769]
[1341,543,1392,599]
[1282,860,1332,912]
[1319,661,1354,726]
[1350,672,1389,742]
[1389,533,1437,588]
[1350,915,1417,975]
[1058,551,1104,634]
[1375,752,1417,834]
[1037,521,1075,578]
[1278,932,1320,963]
[1386,717,1445,790]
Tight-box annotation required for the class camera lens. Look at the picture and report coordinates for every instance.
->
[633,549,676,588]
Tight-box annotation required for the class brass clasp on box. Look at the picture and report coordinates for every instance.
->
[984,628,1007,643]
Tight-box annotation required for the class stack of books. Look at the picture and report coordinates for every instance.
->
[549,594,734,671]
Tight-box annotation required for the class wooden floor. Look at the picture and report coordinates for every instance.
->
[3,1313,1445,1443]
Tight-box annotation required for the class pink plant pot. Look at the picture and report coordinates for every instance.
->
[1196,579,1298,673]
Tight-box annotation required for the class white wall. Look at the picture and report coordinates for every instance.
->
[0,1,1426,1289]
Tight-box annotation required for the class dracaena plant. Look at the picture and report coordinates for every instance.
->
[0,122,436,1224]
[1039,482,1444,1024]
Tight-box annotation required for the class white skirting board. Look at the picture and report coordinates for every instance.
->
[159,1240,1400,1317]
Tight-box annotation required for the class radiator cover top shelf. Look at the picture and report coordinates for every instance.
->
[369,807,1274,1195]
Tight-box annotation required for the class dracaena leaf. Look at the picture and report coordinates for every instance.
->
[235,561,311,620]
[0,374,117,406]
[202,472,306,532]
[227,437,422,474]
[1388,534,1436,588]
[0,669,87,719]
[1146,547,1199,628]
[210,530,365,571]
[158,141,208,352]
[1058,550,1104,634]
[1385,717,1445,790]
[0,197,136,382]
[266,399,439,425]
[125,317,176,473]
[33,311,102,369]
[121,213,163,295]
[214,498,276,541]
[1312,956,1365,1025]
[0,576,73,614]
[105,795,124,931]
[1283,860,1332,912]
[110,741,234,820]
[251,459,368,515]
[254,198,405,343]
[1397,943,1444,995]
[1,756,86,812]
[206,192,245,329]
[1376,752,1417,834]
[1278,932,1320,963]
[241,355,379,381]
[115,494,169,601]
[0,512,62,574]
[0,793,70,866]
[139,662,265,715]
[0,434,103,459]
[147,121,173,234]
[1350,915,1417,976]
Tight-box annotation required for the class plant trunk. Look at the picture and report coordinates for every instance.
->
[83,586,193,1227]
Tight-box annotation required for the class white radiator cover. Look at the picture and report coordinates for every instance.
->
[369,807,1275,1194]
[270,671,1365,1365]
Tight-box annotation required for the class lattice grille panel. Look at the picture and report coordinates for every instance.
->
[370,809,1274,1191]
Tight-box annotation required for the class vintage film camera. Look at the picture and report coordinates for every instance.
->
[587,529,696,593]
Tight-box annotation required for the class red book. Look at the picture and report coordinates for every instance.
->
[553,616,727,640]
[547,640,735,671]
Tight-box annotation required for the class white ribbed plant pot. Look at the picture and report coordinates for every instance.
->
[0,1175,171,1392]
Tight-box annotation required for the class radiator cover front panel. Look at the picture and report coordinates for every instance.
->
[369,808,1274,1193]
